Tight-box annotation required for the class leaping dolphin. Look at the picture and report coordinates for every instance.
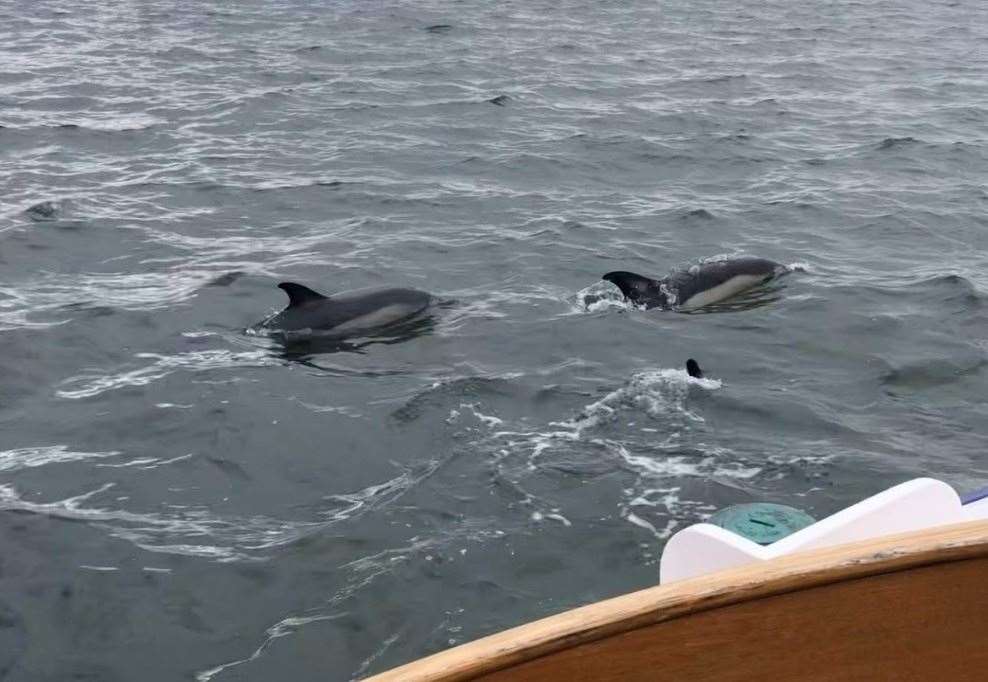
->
[257,282,434,337]
[603,257,788,311]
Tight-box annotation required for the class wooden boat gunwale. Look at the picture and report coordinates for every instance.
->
[364,519,988,681]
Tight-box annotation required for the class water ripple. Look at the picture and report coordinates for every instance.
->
[56,349,278,399]
[3,0,988,678]
[0,445,121,472]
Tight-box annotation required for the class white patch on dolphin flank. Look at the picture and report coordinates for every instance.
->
[677,273,767,310]
[329,304,420,333]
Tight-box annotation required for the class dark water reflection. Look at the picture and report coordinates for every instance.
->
[270,315,440,364]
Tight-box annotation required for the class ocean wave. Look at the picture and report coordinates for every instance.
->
[4,114,167,132]
[0,445,121,472]
[0,482,313,562]
[56,349,278,399]
[575,279,640,313]
[547,368,721,435]
[195,520,506,682]
[436,366,769,540]
[392,376,517,423]
[487,371,722,477]
[0,460,443,563]
[876,136,920,150]
[0,268,259,330]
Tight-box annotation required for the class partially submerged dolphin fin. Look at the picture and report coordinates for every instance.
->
[686,359,703,378]
[278,282,329,307]
[602,271,656,303]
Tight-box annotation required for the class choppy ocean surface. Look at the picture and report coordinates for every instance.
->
[2,0,988,678]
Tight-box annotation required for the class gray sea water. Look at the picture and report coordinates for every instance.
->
[2,0,988,678]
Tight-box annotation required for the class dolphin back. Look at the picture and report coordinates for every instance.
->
[670,257,785,309]
[261,285,433,334]
[603,257,786,311]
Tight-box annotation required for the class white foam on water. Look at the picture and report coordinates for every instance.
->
[0,482,311,561]
[490,368,722,470]
[614,444,708,478]
[352,630,406,680]
[14,271,218,313]
[293,399,363,418]
[56,349,277,399]
[574,280,639,313]
[625,512,663,537]
[627,486,684,510]
[544,512,572,526]
[0,445,122,472]
[0,268,267,331]
[434,297,508,335]
[195,517,506,681]
[659,280,679,307]
[93,452,194,470]
[436,282,598,331]
[321,461,444,523]
[195,613,349,682]
[462,366,769,541]
[0,459,445,563]
[95,457,160,468]
[572,368,721,424]
[461,402,504,427]
[210,519,510,682]
[63,113,166,131]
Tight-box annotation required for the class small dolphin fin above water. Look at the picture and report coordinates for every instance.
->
[686,359,703,379]
[603,257,787,311]
[278,282,329,307]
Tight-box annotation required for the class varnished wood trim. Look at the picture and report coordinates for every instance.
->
[364,519,988,681]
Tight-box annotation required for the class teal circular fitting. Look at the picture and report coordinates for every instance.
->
[708,503,816,545]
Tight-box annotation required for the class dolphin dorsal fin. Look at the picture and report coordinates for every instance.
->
[278,282,329,307]
[686,359,703,378]
[602,271,657,302]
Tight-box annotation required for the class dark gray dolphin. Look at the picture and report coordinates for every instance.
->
[603,257,787,311]
[258,282,434,336]
[686,359,703,378]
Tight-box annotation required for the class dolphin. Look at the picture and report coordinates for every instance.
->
[257,282,434,337]
[686,359,703,378]
[603,257,787,311]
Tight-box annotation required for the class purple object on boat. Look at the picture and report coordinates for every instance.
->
[961,486,988,505]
